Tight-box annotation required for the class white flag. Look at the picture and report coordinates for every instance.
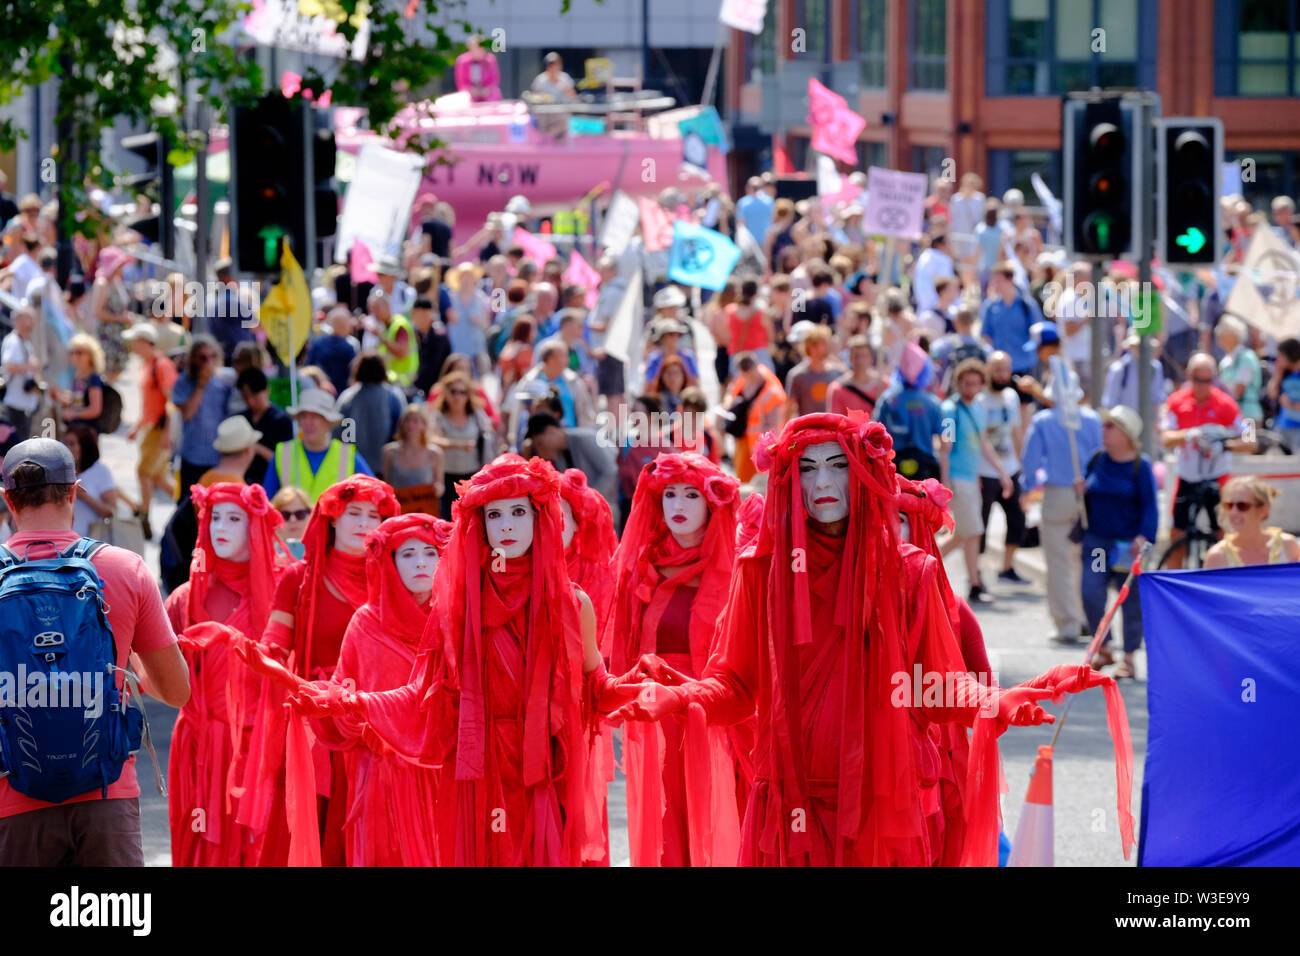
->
[1224,226,1300,340]
[718,0,767,35]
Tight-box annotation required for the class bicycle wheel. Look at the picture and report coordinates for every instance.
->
[1157,536,1188,569]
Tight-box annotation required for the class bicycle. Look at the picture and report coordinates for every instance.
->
[1158,424,1241,569]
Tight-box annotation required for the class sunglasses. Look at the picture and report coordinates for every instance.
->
[1224,501,1256,512]
[1190,376,1214,384]
[278,508,311,522]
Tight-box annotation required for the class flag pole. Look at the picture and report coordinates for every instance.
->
[1046,542,1151,748]
[701,24,726,109]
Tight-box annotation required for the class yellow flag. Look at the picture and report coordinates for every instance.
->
[258,239,313,362]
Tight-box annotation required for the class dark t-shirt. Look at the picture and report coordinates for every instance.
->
[421,219,452,259]
[305,334,359,395]
[244,403,293,485]
[785,362,842,417]
[415,323,452,395]
[804,296,835,326]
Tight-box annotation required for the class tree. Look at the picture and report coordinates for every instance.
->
[0,0,523,244]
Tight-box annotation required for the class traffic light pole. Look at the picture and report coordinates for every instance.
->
[1135,95,1158,460]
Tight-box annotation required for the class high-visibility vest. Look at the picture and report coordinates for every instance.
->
[381,313,418,387]
[275,438,356,504]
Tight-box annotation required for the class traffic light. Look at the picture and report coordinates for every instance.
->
[231,95,309,274]
[119,132,175,260]
[1157,117,1223,266]
[1063,97,1141,259]
[311,113,338,241]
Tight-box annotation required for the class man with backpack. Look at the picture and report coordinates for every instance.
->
[0,438,189,866]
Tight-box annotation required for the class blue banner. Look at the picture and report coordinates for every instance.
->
[678,106,729,153]
[1138,564,1300,865]
[667,221,740,292]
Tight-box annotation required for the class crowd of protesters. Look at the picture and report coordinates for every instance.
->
[2,165,1297,680]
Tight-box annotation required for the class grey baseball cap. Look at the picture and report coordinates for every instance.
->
[3,438,78,490]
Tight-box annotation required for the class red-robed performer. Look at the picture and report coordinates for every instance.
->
[297,455,629,866]
[163,482,284,867]
[556,467,618,866]
[895,475,996,866]
[603,451,744,866]
[310,513,453,866]
[613,413,1119,866]
[237,475,399,866]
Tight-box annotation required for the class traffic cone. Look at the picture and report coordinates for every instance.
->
[1007,745,1054,867]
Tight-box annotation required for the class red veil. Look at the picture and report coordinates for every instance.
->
[237,475,400,866]
[167,482,283,867]
[358,454,598,866]
[314,512,452,866]
[606,451,743,866]
[558,468,618,624]
[556,467,618,866]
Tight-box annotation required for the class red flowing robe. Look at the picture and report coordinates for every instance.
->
[314,603,441,866]
[239,554,365,866]
[164,579,259,867]
[680,526,991,866]
[612,535,742,867]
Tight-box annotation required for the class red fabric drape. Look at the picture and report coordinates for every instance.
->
[606,452,744,866]
[166,484,283,867]
[237,476,399,866]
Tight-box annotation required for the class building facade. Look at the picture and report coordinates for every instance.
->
[726,0,1300,206]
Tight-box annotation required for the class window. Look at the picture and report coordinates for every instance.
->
[853,0,887,89]
[794,0,831,63]
[1216,0,1300,95]
[990,0,1149,95]
[746,9,778,82]
[909,0,948,90]
[988,148,1062,205]
[912,146,949,182]
[1225,151,1300,209]
[858,140,888,171]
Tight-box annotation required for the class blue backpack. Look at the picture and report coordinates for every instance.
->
[0,538,160,804]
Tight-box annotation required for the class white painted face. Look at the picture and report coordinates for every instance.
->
[393,536,438,598]
[333,501,383,554]
[560,498,576,550]
[898,513,912,544]
[662,482,707,540]
[799,441,851,524]
[210,502,251,563]
[484,496,535,559]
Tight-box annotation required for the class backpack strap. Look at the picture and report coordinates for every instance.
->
[0,544,19,569]
[63,537,108,561]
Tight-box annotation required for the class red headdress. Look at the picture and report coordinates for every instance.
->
[608,452,739,675]
[747,411,926,865]
[557,467,618,623]
[188,482,284,642]
[292,475,400,676]
[436,453,593,863]
[363,513,453,646]
[896,476,963,635]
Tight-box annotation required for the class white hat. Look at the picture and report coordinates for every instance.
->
[1103,405,1143,447]
[287,388,344,425]
[212,415,263,454]
[372,254,401,276]
[653,285,686,310]
[122,322,158,344]
[649,316,690,342]
[787,319,817,345]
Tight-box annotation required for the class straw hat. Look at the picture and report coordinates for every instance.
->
[212,416,263,454]
[286,388,344,424]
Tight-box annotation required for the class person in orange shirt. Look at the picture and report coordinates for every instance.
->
[725,352,785,483]
[124,322,177,539]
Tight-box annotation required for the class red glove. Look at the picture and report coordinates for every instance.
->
[588,661,646,714]
[290,680,358,718]
[233,636,306,693]
[1021,664,1112,701]
[633,653,694,687]
[607,682,687,723]
[992,685,1056,731]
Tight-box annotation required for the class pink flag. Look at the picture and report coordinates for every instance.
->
[350,239,377,284]
[637,197,675,252]
[281,71,303,99]
[807,78,865,166]
[513,226,558,264]
[563,251,601,308]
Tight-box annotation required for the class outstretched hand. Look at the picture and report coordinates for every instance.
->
[1021,663,1112,701]
[291,680,359,718]
[633,654,694,687]
[991,685,1056,730]
[233,636,306,693]
[607,682,687,723]
[589,663,648,713]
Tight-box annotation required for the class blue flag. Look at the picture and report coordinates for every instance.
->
[667,221,740,292]
[1138,564,1300,865]
[678,106,729,153]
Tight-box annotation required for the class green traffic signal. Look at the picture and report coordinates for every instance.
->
[1175,226,1207,255]
[259,225,287,267]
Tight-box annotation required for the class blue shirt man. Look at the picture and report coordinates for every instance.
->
[940,394,986,482]
[873,381,944,459]
[1021,405,1103,490]
[171,367,233,468]
[980,267,1042,374]
[736,183,774,241]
